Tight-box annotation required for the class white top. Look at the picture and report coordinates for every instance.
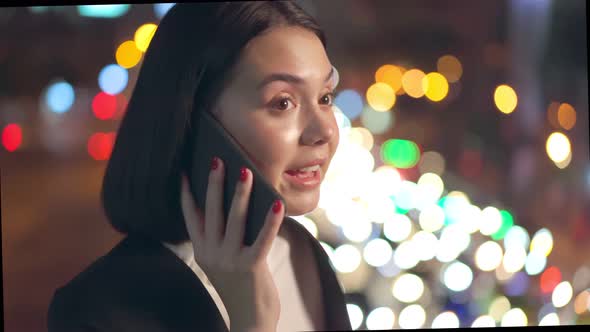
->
[162,226,322,331]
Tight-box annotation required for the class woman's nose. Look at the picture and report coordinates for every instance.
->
[300,106,336,146]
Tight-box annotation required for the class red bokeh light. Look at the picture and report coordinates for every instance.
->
[114,94,128,120]
[87,132,116,160]
[2,123,22,152]
[540,266,562,294]
[92,92,117,120]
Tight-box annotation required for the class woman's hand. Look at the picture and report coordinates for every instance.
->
[180,157,285,332]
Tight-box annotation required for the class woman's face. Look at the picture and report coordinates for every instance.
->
[211,25,339,216]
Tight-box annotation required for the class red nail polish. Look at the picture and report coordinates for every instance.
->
[272,200,282,214]
[239,167,248,182]
[211,157,219,170]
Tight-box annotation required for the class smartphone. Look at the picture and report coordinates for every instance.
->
[187,110,284,246]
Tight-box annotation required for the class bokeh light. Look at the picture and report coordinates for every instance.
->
[92,92,118,120]
[349,127,374,151]
[346,304,364,330]
[361,108,393,137]
[475,241,503,271]
[366,82,396,111]
[401,69,426,98]
[366,307,395,330]
[547,101,561,128]
[363,238,393,267]
[422,72,449,102]
[418,151,446,175]
[437,55,463,83]
[383,213,413,243]
[418,204,445,233]
[392,273,424,303]
[154,3,175,19]
[431,311,460,328]
[116,40,142,69]
[546,132,571,164]
[471,315,496,327]
[502,246,527,273]
[503,225,530,252]
[291,215,318,238]
[443,261,473,292]
[530,228,553,257]
[504,272,530,297]
[489,296,511,321]
[539,313,560,326]
[500,308,528,327]
[335,89,364,120]
[98,64,129,95]
[574,290,590,315]
[393,240,420,270]
[436,224,471,263]
[333,244,362,273]
[552,281,573,308]
[77,4,130,18]
[491,210,514,240]
[134,23,158,52]
[381,139,420,169]
[45,80,75,113]
[557,102,576,130]
[375,64,404,93]
[479,206,503,236]
[540,266,562,294]
[398,304,426,329]
[494,84,518,114]
[87,132,116,161]
[2,124,23,152]
[411,231,438,261]
[342,217,372,243]
[524,251,547,276]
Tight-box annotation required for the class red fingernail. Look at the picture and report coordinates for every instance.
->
[272,200,282,214]
[211,157,219,170]
[239,167,248,182]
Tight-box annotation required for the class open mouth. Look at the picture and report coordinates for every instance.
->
[283,165,321,188]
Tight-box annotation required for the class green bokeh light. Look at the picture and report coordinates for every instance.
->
[491,210,514,240]
[380,139,420,169]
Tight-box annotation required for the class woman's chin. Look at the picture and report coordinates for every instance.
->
[283,191,320,217]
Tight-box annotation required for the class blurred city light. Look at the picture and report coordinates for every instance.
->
[116,40,142,69]
[383,213,413,243]
[557,102,576,130]
[366,307,395,330]
[366,82,396,111]
[360,105,393,134]
[98,64,128,95]
[500,308,528,327]
[333,244,362,273]
[335,89,364,120]
[471,315,496,327]
[398,304,426,329]
[423,72,449,102]
[346,303,364,330]
[475,241,503,271]
[489,295,511,321]
[92,92,118,120]
[539,313,560,326]
[77,4,130,18]
[540,266,562,294]
[552,281,573,308]
[392,273,424,303]
[431,311,460,328]
[87,132,116,161]
[375,64,404,93]
[436,55,463,83]
[154,3,175,19]
[418,151,446,175]
[443,261,473,292]
[546,132,571,164]
[401,69,426,98]
[363,238,393,267]
[2,124,22,152]
[45,80,75,114]
[494,84,518,114]
[530,228,554,257]
[381,139,420,169]
[134,23,158,52]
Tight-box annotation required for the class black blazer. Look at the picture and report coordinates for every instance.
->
[47,217,352,331]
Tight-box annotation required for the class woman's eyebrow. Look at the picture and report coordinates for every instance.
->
[256,66,334,90]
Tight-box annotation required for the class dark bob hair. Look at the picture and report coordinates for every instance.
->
[101,1,327,244]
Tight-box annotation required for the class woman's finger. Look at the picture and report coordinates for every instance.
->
[223,167,252,255]
[204,157,225,247]
[249,199,285,264]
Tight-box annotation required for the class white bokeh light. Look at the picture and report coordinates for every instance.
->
[502,246,527,273]
[363,238,393,267]
[500,308,528,327]
[347,303,364,330]
[418,204,445,233]
[443,261,473,292]
[479,206,503,236]
[471,315,496,327]
[394,240,421,270]
[384,213,413,243]
[392,273,425,303]
[475,241,504,271]
[366,307,396,330]
[412,231,438,261]
[431,311,460,328]
[333,244,362,273]
[552,281,573,308]
[538,312,560,326]
[398,304,426,329]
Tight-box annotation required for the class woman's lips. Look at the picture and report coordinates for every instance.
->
[282,169,321,189]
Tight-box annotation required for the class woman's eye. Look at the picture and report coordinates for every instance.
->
[320,92,335,105]
[272,97,294,111]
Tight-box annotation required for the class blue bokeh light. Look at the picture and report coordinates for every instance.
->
[45,81,75,113]
[154,3,176,19]
[77,5,130,18]
[504,272,529,297]
[98,64,129,95]
[334,89,364,120]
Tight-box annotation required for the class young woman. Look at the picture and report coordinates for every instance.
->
[48,2,352,331]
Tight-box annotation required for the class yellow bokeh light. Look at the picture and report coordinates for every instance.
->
[557,103,576,130]
[395,66,407,96]
[375,64,404,92]
[555,148,572,169]
[402,69,426,98]
[546,132,571,164]
[494,85,518,114]
[366,82,396,112]
[422,72,449,102]
[437,55,463,83]
[134,23,158,52]
[115,40,142,69]
[353,127,374,151]
[546,102,560,128]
